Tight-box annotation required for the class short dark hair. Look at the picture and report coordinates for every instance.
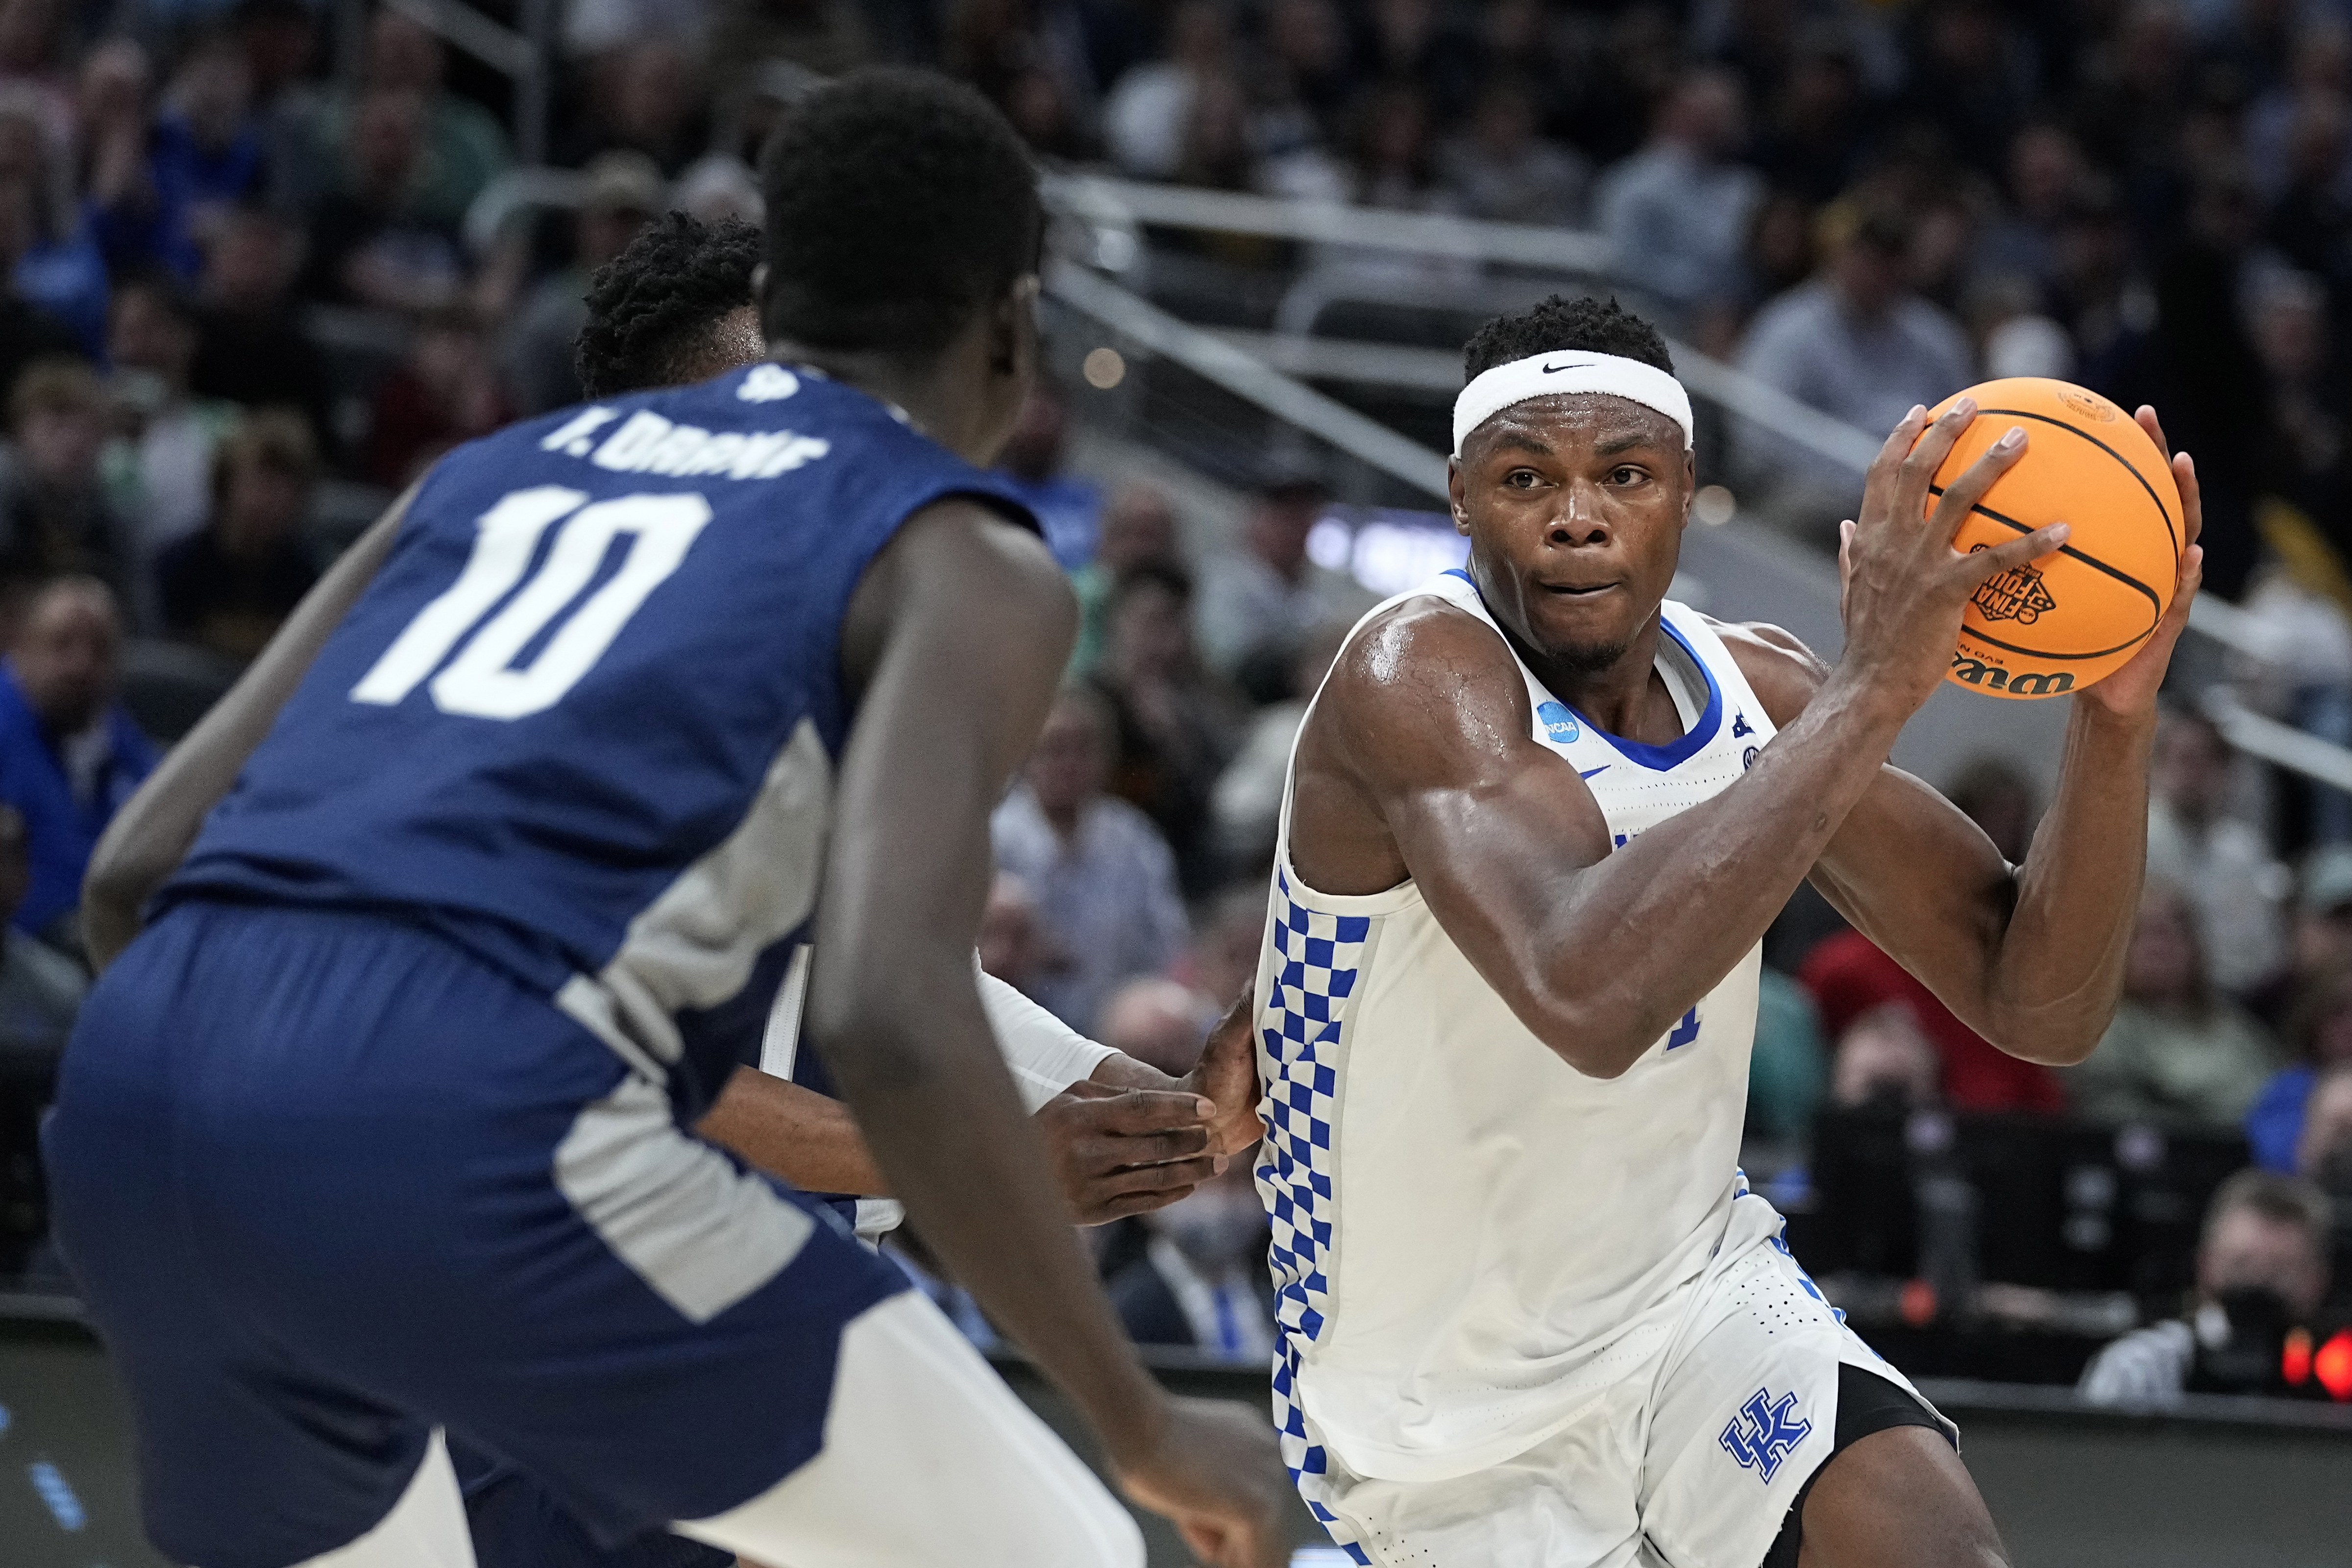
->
[1461,295,1674,382]
[575,212,763,398]
[758,68,1040,359]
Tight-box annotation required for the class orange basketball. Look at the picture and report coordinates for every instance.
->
[1920,377,2182,700]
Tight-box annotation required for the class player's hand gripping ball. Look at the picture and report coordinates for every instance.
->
[1918,377,2184,700]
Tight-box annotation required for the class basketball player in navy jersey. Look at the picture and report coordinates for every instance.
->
[84,203,1270,1568]
[44,69,1285,1568]
[1254,296,2202,1568]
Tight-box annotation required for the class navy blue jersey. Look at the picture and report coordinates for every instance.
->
[164,362,1032,1112]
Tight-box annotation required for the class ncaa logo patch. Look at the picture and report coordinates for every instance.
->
[1720,1388,1812,1483]
[1535,701,1580,745]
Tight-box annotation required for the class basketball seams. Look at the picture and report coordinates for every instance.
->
[1926,484,2166,614]
[1959,407,2181,557]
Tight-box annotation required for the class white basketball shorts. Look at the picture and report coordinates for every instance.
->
[1301,1226,1953,1568]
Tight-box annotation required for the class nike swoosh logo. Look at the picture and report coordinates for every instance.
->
[1578,765,1610,779]
[1542,363,1579,373]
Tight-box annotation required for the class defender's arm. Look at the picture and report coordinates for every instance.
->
[809,498,1285,1556]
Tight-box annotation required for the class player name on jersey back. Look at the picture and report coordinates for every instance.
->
[537,363,833,482]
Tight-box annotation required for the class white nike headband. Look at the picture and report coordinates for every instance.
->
[1451,350,1695,457]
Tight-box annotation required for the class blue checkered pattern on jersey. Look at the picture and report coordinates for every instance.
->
[1256,869,1373,1565]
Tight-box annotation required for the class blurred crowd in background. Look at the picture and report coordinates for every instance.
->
[0,0,2344,1397]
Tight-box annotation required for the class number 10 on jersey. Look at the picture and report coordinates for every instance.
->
[352,485,712,721]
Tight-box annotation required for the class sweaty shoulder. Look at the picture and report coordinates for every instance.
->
[1315,594,1536,786]
[1706,616,1829,731]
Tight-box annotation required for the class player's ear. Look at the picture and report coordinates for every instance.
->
[988,273,1041,382]
[1678,449,1697,530]
[1447,456,1469,537]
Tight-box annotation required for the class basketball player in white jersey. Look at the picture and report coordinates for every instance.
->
[1257,295,2202,1568]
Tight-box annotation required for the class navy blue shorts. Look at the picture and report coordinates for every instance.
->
[44,901,906,1568]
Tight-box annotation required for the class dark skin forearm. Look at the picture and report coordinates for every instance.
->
[810,500,1166,1465]
[1799,702,2156,1064]
[83,488,416,970]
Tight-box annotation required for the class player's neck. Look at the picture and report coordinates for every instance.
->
[1509,619,1683,747]
[767,344,1003,466]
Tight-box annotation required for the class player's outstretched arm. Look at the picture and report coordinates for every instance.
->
[1298,400,2068,1080]
[81,483,419,970]
[808,497,1288,1568]
[1733,407,2205,1065]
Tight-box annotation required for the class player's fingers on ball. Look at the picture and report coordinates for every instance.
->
[1895,397,1973,508]
[1960,521,2069,583]
[2173,450,2201,544]
[2135,404,2170,458]
[1929,421,2026,530]
[1862,403,1929,509]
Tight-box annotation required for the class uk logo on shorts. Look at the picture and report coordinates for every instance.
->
[1720,1387,1812,1482]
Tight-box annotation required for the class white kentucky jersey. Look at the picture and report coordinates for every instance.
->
[1256,568,1788,1494]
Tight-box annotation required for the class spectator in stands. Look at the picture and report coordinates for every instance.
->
[2148,708,2288,994]
[1799,931,2065,1115]
[188,206,332,455]
[314,9,509,235]
[1184,880,1267,1012]
[0,89,102,357]
[559,37,709,177]
[2070,880,2280,1130]
[2249,968,2352,1171]
[1096,975,1215,1077]
[1746,27,1875,207]
[992,380,1098,571]
[1210,618,1346,871]
[1593,69,1763,329]
[1195,464,1367,699]
[1095,561,1243,895]
[296,85,463,313]
[1748,967,1829,1142]
[992,685,1189,1032]
[105,270,239,580]
[0,171,79,396]
[1737,200,1973,512]
[1104,0,1236,181]
[1434,77,1587,227]
[1981,130,2096,294]
[97,29,265,283]
[1828,1001,1943,1111]
[1070,481,1180,676]
[0,576,154,945]
[498,151,664,416]
[0,799,80,1040]
[365,306,511,488]
[2297,1059,2352,1188]
[156,410,318,662]
[976,870,1053,998]
[0,359,132,606]
[2080,1170,2332,1406]
[1109,1159,1275,1361]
